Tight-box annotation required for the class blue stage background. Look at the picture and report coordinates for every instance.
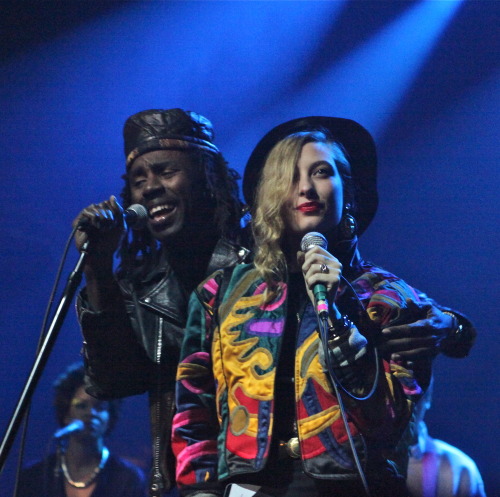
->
[1,1,498,495]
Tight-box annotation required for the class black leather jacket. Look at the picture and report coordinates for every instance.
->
[77,238,250,496]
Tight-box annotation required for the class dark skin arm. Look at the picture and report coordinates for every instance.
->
[379,300,459,390]
[72,195,125,311]
[379,300,455,361]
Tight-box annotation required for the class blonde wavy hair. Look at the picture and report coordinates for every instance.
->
[252,130,351,287]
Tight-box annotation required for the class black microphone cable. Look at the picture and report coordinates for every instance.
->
[301,231,375,495]
[317,312,372,497]
[320,276,381,402]
[314,276,384,497]
[12,225,79,497]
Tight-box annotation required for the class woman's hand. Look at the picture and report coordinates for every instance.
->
[297,246,342,318]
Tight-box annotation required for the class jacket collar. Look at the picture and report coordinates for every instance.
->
[135,237,250,286]
[331,236,363,279]
[206,238,251,276]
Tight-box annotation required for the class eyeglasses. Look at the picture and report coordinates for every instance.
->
[70,398,109,412]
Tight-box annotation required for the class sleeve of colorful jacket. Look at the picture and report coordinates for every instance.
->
[171,271,224,497]
[356,266,426,398]
[332,267,428,446]
[77,286,154,399]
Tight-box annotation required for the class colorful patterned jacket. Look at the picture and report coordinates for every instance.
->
[172,260,425,495]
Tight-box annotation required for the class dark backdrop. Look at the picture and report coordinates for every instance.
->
[1,1,498,495]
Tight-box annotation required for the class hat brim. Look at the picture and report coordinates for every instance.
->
[242,116,378,235]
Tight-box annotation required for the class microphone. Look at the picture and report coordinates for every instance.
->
[301,232,329,318]
[78,203,147,231]
[53,420,85,440]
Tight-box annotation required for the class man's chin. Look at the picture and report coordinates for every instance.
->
[148,220,184,242]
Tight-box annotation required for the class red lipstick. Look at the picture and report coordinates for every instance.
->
[297,202,322,213]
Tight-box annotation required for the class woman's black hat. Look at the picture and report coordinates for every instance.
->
[243,116,378,235]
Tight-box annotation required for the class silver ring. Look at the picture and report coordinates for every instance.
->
[320,263,329,274]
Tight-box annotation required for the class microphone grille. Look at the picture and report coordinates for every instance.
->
[126,204,148,229]
[300,232,328,252]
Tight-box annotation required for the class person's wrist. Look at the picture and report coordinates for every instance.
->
[440,311,465,344]
[84,266,114,285]
[327,314,353,341]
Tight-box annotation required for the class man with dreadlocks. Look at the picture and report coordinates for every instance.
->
[73,109,250,496]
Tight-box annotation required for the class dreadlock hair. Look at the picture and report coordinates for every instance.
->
[252,129,353,288]
[53,362,121,435]
[118,148,243,275]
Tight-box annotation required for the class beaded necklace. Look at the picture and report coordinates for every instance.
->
[61,446,109,489]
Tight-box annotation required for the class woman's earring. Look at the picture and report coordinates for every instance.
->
[339,204,357,239]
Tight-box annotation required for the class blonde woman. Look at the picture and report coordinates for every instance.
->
[172,117,473,497]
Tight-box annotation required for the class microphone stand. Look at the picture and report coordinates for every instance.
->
[0,242,89,475]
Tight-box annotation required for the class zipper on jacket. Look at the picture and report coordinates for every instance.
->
[293,307,306,447]
[150,317,164,497]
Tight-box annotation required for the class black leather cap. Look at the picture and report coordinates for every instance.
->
[123,108,220,168]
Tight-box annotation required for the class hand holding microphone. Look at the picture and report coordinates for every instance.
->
[72,195,147,259]
[76,201,147,232]
[72,196,147,311]
[299,232,342,319]
[301,233,368,394]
